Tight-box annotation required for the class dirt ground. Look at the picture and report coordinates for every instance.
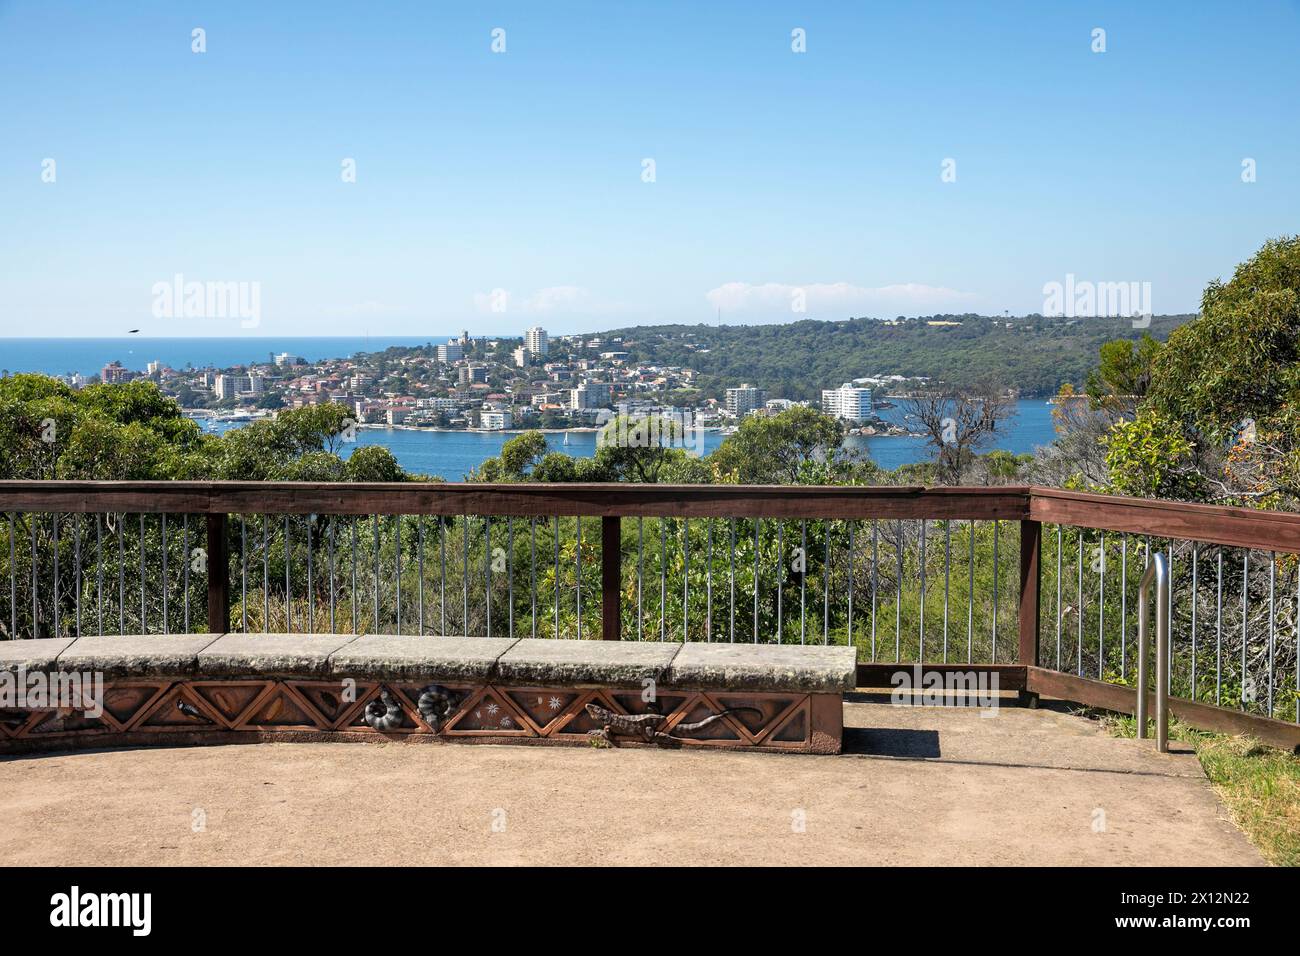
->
[0,694,1262,866]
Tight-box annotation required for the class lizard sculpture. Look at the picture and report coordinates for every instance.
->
[584,701,763,747]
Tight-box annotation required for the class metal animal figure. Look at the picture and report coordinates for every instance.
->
[584,702,762,747]
[363,689,404,730]
[415,684,460,731]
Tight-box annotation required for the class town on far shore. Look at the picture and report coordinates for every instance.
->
[87,326,916,438]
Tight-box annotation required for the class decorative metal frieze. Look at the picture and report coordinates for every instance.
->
[0,677,839,754]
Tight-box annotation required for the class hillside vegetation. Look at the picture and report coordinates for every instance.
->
[602,313,1191,400]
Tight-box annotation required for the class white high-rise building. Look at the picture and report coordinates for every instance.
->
[725,384,767,418]
[821,383,873,423]
[525,326,549,358]
[437,342,464,363]
[570,382,612,410]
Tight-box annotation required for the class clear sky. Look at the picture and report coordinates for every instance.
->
[2,0,1298,337]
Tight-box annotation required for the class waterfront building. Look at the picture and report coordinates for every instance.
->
[821,383,873,423]
[724,383,766,418]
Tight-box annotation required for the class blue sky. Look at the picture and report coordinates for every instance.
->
[1,0,1298,337]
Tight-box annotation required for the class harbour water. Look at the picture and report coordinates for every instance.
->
[203,399,1057,479]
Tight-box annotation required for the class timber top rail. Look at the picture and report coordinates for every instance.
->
[0,481,1298,550]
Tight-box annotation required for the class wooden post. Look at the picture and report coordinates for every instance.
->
[1018,519,1041,667]
[206,513,229,635]
[601,516,621,640]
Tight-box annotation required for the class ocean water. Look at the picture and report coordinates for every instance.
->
[0,337,445,377]
[244,398,1058,479]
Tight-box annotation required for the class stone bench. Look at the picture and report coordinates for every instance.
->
[0,634,854,755]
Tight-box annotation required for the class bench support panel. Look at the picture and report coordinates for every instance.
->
[0,677,843,755]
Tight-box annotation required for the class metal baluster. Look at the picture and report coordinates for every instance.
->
[329,517,337,633]
[374,515,381,634]
[98,515,106,635]
[776,522,783,643]
[1190,545,1198,698]
[682,518,689,642]
[285,515,293,632]
[351,517,358,634]
[943,520,951,663]
[553,516,560,639]
[530,517,537,639]
[1098,531,1105,679]
[870,519,878,661]
[755,519,762,644]
[180,515,187,634]
[159,516,166,634]
[817,520,828,645]
[1076,531,1083,675]
[729,518,736,643]
[895,520,902,662]
[660,519,667,642]
[967,520,975,664]
[11,514,19,639]
[463,514,471,634]
[507,517,514,639]
[394,516,401,635]
[802,521,809,647]
[575,517,582,640]
[1167,543,1174,693]
[240,516,247,633]
[1215,548,1223,706]
[706,519,713,642]
[1241,550,1249,711]
[74,516,82,637]
[32,515,39,638]
[138,514,145,634]
[117,516,124,635]
[440,516,447,635]
[1050,522,1060,671]
[992,519,1000,662]
[919,519,927,660]
[847,522,854,651]
[1120,533,1127,678]
[636,517,644,641]
[306,515,314,634]
[1268,554,1276,717]
[53,513,60,636]
[483,516,490,638]
[416,516,424,635]
[263,516,270,632]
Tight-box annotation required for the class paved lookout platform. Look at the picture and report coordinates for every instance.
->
[0,635,854,755]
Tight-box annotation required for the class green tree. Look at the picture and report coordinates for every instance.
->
[710,407,843,483]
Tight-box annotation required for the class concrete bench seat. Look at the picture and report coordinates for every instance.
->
[0,634,852,755]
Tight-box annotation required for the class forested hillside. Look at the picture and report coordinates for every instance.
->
[600,313,1192,399]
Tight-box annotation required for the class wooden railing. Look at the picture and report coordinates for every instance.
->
[1,480,1297,749]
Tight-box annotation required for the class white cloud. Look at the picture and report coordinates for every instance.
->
[704,281,978,320]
